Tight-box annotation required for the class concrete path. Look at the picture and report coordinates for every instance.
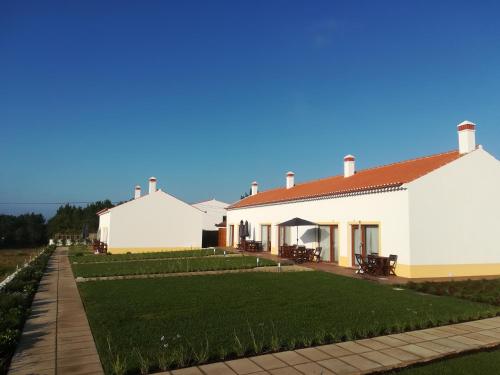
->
[159,317,500,375]
[8,248,103,375]
[75,265,311,282]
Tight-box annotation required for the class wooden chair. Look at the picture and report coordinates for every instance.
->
[355,254,371,274]
[388,254,398,275]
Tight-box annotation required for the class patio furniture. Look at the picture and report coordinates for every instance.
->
[355,254,371,274]
[312,247,322,262]
[368,254,390,276]
[388,254,398,275]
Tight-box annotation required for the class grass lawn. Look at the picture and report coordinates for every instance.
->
[0,248,40,281]
[388,348,500,374]
[407,279,500,306]
[70,248,228,264]
[72,255,276,277]
[78,272,500,374]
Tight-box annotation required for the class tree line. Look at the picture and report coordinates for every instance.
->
[0,200,113,249]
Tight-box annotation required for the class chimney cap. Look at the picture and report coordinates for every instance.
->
[135,185,141,189]
[252,181,258,185]
[286,171,295,176]
[344,154,355,161]
[457,121,476,131]
[149,176,157,181]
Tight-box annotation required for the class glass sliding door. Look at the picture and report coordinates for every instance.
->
[261,225,271,251]
[365,225,379,255]
[229,225,234,247]
[279,226,292,246]
[318,225,339,263]
[351,224,379,264]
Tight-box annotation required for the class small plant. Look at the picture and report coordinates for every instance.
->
[233,330,245,356]
[107,337,127,375]
[134,348,149,375]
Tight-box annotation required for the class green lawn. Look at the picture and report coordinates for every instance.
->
[389,348,500,374]
[73,256,275,277]
[78,272,500,374]
[71,248,229,264]
[406,279,500,306]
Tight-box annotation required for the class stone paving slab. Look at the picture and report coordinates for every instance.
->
[8,248,103,375]
[172,316,500,375]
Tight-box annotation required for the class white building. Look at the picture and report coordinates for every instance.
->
[227,121,500,278]
[97,177,204,253]
[192,199,229,230]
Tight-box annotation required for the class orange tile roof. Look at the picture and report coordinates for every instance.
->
[229,150,462,209]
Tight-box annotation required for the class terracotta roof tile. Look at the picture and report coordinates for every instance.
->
[229,150,461,209]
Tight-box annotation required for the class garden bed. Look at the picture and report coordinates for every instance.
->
[406,279,500,306]
[0,245,55,374]
[78,271,500,374]
[72,255,276,278]
[70,247,229,264]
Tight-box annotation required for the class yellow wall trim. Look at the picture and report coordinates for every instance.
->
[339,256,349,267]
[108,247,198,254]
[396,263,500,278]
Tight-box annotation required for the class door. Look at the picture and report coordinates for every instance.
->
[218,228,227,247]
[351,224,379,265]
[261,225,271,251]
[318,225,338,263]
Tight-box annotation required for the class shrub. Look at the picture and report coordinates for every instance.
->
[0,246,54,374]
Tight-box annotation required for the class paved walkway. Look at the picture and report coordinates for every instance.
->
[8,248,103,375]
[161,317,500,375]
[76,264,311,282]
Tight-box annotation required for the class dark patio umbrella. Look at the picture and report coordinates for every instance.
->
[244,220,250,237]
[278,217,317,245]
[239,220,245,241]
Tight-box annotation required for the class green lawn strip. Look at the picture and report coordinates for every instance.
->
[73,256,276,277]
[386,347,500,374]
[406,279,500,306]
[70,248,228,264]
[78,272,500,374]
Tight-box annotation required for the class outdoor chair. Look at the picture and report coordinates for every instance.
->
[388,254,398,275]
[312,247,322,262]
[355,254,371,274]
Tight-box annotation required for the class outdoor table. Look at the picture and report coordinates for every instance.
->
[368,255,390,276]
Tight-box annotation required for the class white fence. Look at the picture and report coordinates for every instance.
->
[0,248,48,292]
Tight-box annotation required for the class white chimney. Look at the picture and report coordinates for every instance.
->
[344,155,356,178]
[457,121,476,154]
[148,177,157,194]
[134,185,141,199]
[251,181,258,195]
[286,172,295,189]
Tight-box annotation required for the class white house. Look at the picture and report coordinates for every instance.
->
[192,199,229,230]
[97,177,204,253]
[226,121,500,278]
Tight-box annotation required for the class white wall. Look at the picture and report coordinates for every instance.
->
[107,190,203,249]
[98,211,111,243]
[408,148,500,267]
[192,199,228,230]
[227,189,410,267]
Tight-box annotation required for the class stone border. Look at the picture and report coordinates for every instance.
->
[75,265,312,282]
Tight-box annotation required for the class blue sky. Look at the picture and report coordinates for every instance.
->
[1,0,499,218]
